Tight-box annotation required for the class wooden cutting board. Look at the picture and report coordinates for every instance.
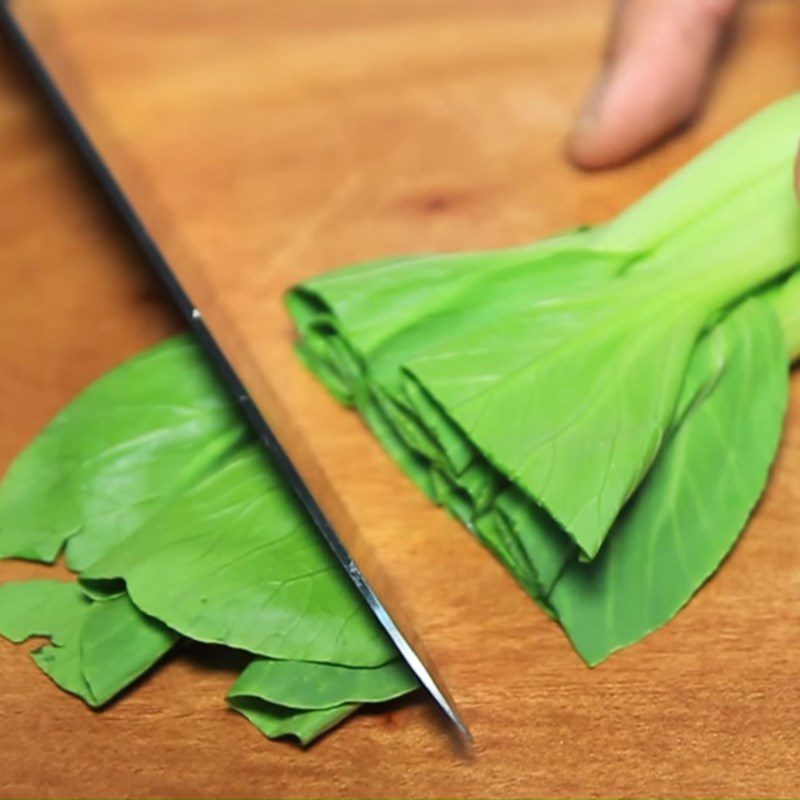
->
[2,0,800,796]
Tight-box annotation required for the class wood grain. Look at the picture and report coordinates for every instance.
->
[1,0,800,796]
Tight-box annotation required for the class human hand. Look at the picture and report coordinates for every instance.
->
[566,0,800,193]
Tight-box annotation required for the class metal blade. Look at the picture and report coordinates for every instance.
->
[1,0,471,745]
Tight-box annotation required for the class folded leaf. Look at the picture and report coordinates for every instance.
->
[230,658,417,710]
[80,593,179,705]
[548,299,788,663]
[230,698,357,747]
[0,580,176,705]
[228,659,416,745]
[81,444,397,668]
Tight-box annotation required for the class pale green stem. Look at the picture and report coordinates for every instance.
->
[598,93,800,253]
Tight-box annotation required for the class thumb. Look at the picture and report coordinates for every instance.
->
[568,0,741,170]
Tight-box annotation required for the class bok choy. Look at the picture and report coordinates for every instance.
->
[286,93,800,665]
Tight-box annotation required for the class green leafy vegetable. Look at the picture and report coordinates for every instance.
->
[80,593,179,705]
[81,444,395,667]
[0,339,243,570]
[231,699,358,747]
[0,581,177,705]
[548,298,788,663]
[0,339,416,744]
[0,580,92,700]
[227,658,417,745]
[287,93,800,663]
[231,658,418,710]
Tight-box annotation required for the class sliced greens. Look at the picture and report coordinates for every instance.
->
[231,658,417,710]
[0,338,245,570]
[228,658,417,745]
[0,581,176,705]
[81,444,395,667]
[287,93,800,663]
[0,339,416,744]
[231,699,358,747]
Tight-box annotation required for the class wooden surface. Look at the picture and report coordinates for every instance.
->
[2,0,800,796]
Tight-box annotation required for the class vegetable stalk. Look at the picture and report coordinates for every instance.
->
[287,93,800,664]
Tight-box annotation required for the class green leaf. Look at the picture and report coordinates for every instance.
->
[229,658,417,710]
[230,698,358,747]
[289,231,630,387]
[0,334,418,742]
[80,593,178,705]
[402,165,800,561]
[548,299,788,664]
[0,580,176,706]
[406,278,707,558]
[289,236,634,591]
[0,338,244,570]
[227,656,418,746]
[0,580,92,700]
[0,334,395,668]
[81,443,396,667]
[0,580,87,645]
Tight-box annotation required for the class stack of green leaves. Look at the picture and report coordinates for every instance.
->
[287,93,800,665]
[0,339,417,745]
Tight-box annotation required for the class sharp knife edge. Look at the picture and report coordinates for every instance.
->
[0,1,472,746]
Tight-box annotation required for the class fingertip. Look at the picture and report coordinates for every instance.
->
[565,78,618,170]
[567,0,740,171]
[565,125,622,171]
[566,55,701,171]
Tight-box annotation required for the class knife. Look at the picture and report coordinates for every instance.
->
[0,1,472,746]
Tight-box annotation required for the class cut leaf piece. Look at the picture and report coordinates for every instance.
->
[230,658,417,710]
[0,581,176,705]
[0,338,245,570]
[81,444,397,668]
[548,299,788,664]
[231,697,358,747]
[0,580,92,701]
[227,658,417,745]
[0,580,87,645]
[0,334,397,668]
[80,593,179,706]
[0,333,418,742]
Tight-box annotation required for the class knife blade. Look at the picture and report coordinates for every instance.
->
[0,0,472,746]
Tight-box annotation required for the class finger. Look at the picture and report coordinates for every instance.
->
[568,0,741,170]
